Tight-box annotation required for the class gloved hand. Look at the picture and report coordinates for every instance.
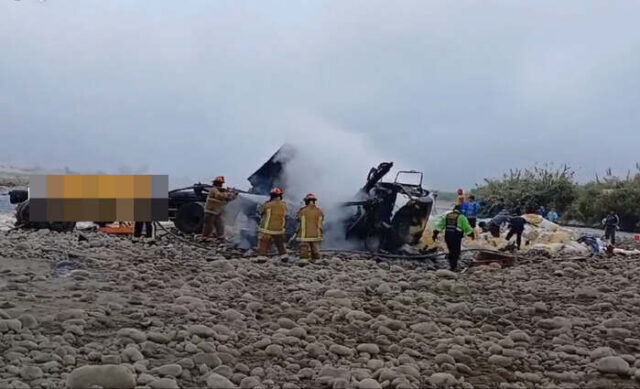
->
[432,230,439,242]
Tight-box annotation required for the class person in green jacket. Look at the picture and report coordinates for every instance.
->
[433,204,474,271]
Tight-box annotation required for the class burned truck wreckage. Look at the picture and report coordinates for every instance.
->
[8,146,434,253]
[167,146,434,253]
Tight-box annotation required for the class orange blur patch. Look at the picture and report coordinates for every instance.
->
[63,175,84,198]
[82,175,100,198]
[134,175,152,198]
[98,175,117,198]
[115,175,134,199]
[46,175,64,198]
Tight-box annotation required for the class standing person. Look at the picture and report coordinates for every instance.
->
[456,188,465,206]
[462,194,480,228]
[432,205,473,271]
[547,208,559,223]
[202,176,238,241]
[133,221,155,242]
[603,211,620,245]
[506,215,526,250]
[296,193,324,264]
[257,188,288,256]
[538,205,547,218]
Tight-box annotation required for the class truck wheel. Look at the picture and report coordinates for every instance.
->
[49,222,76,232]
[174,202,204,234]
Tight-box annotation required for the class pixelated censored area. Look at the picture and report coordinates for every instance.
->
[28,175,168,222]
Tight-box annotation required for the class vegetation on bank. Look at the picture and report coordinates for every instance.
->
[473,165,640,232]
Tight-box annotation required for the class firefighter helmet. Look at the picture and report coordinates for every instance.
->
[213,176,225,184]
[271,187,283,196]
[304,193,317,201]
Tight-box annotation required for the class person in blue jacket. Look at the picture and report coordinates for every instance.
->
[461,195,481,228]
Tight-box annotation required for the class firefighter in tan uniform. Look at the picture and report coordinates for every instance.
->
[202,176,237,240]
[257,188,288,255]
[296,193,324,263]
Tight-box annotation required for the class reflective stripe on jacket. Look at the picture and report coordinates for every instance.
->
[296,204,324,242]
[259,199,287,235]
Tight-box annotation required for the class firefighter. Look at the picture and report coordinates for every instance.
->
[296,193,324,263]
[257,188,288,256]
[432,204,473,271]
[202,176,237,241]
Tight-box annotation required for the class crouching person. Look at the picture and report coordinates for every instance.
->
[296,194,324,264]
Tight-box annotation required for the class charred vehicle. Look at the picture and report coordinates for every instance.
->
[340,162,433,252]
[8,189,76,232]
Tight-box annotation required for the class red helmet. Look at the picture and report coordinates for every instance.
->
[271,187,283,196]
[304,193,317,201]
[457,188,464,195]
[213,176,225,184]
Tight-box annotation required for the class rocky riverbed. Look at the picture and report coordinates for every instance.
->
[1,229,640,389]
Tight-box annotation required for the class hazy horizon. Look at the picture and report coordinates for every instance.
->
[2,1,639,192]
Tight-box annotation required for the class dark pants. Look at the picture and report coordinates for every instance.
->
[488,223,500,238]
[468,218,477,228]
[202,213,225,238]
[134,222,154,238]
[605,227,616,245]
[444,231,462,271]
[506,228,523,249]
[257,234,287,256]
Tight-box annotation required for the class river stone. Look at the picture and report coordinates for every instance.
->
[66,365,136,389]
[359,378,382,389]
[207,372,237,388]
[596,356,630,375]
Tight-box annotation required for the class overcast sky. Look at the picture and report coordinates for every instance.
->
[1,0,639,191]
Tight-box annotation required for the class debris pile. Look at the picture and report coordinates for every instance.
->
[1,229,640,388]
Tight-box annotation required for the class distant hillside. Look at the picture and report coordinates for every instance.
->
[0,165,78,188]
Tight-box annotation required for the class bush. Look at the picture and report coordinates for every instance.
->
[473,165,576,217]
[567,168,640,231]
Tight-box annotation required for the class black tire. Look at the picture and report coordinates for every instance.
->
[15,200,75,231]
[174,202,205,234]
[49,222,76,232]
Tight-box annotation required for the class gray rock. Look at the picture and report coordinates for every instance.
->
[488,355,513,367]
[207,372,237,388]
[150,378,180,389]
[435,269,458,279]
[66,364,136,389]
[329,344,354,357]
[187,325,215,338]
[357,343,380,355]
[152,364,182,377]
[194,353,223,368]
[117,328,147,343]
[265,344,284,357]
[596,356,630,375]
[359,378,382,389]
[429,373,457,387]
[0,319,22,333]
[239,376,261,389]
[324,289,348,298]
[19,366,43,380]
[55,309,87,321]
[17,314,38,329]
[277,318,297,329]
